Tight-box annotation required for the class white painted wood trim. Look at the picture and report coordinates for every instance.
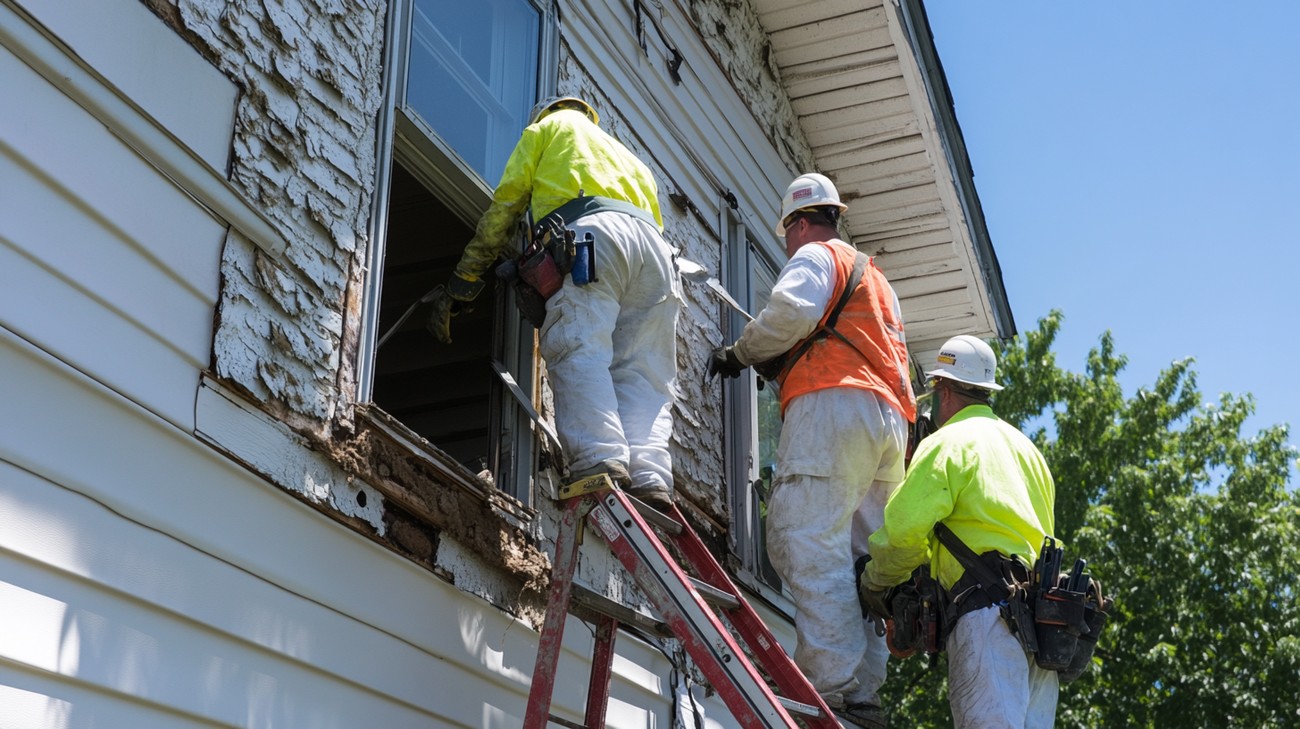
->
[882,0,993,332]
[0,1,288,259]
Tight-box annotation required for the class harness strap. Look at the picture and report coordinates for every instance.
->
[537,194,658,231]
[772,250,870,380]
[934,523,1012,600]
[934,523,1039,653]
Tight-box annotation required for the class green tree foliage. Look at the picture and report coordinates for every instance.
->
[882,311,1300,727]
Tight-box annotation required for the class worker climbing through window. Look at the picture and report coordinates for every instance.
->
[428,95,680,510]
[859,335,1060,728]
[708,172,916,729]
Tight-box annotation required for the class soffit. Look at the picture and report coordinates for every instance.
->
[750,0,1014,365]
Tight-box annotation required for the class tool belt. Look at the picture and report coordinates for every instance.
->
[885,564,946,658]
[496,196,652,328]
[934,524,1112,681]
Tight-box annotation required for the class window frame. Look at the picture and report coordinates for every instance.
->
[356,0,559,505]
[721,208,793,611]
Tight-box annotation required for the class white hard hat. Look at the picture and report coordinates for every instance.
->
[774,173,848,237]
[528,96,599,126]
[925,335,1004,391]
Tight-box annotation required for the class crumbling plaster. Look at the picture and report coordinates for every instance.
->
[684,0,817,176]
[174,0,384,430]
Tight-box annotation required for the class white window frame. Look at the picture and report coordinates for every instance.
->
[721,209,792,610]
[356,0,558,504]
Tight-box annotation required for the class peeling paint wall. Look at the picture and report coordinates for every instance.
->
[171,0,385,431]
[147,0,813,610]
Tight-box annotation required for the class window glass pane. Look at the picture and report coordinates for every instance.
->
[750,250,783,587]
[752,258,780,496]
[407,0,540,182]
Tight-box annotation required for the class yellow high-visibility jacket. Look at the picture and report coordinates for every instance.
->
[454,109,663,282]
[864,404,1056,591]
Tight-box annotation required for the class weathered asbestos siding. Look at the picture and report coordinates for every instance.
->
[684,0,817,177]
[173,0,386,429]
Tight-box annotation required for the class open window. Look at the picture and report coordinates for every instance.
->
[722,210,787,597]
[358,0,558,504]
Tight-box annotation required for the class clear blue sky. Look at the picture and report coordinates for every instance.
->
[924,2,1300,470]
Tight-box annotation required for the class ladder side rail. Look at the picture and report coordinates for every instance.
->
[590,490,799,728]
[584,615,618,728]
[665,504,842,727]
[524,496,590,729]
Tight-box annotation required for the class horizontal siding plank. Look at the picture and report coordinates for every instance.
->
[890,269,969,300]
[0,334,729,727]
[753,0,880,30]
[781,53,899,99]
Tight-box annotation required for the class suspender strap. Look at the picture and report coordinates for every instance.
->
[775,251,870,379]
[933,522,1014,603]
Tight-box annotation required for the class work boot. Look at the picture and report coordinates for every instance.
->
[625,484,674,513]
[834,703,888,729]
[568,459,632,489]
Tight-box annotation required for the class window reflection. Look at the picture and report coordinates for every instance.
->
[406,0,540,182]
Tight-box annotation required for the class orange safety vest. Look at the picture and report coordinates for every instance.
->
[776,241,917,422]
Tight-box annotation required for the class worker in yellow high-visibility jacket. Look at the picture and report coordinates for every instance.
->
[429,96,679,509]
[862,335,1058,728]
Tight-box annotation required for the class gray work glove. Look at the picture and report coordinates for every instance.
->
[707,345,746,380]
[855,554,893,635]
[426,274,485,344]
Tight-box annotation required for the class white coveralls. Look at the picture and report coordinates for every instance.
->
[733,243,907,709]
[947,606,1059,728]
[539,210,680,491]
[450,107,680,492]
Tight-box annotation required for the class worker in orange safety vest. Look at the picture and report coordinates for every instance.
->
[708,172,916,729]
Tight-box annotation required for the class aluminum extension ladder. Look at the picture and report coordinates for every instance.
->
[524,475,842,728]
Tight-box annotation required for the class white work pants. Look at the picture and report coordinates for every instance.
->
[539,211,680,490]
[947,606,1059,728]
[764,388,906,708]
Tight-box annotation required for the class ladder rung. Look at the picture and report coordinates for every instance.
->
[546,715,588,729]
[570,583,672,637]
[627,495,683,535]
[688,576,740,611]
[777,696,826,718]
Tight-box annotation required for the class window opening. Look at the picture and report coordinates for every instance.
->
[358,0,557,503]
[371,163,504,474]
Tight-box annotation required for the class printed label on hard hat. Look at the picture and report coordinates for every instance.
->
[937,353,957,365]
[792,186,813,201]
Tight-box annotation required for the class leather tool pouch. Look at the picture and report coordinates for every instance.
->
[497,217,578,329]
[886,565,946,658]
[1033,584,1088,670]
[1029,537,1112,679]
[1059,579,1112,682]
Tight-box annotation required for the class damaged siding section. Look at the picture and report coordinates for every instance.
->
[173,0,385,428]
[159,0,558,603]
[684,0,817,180]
